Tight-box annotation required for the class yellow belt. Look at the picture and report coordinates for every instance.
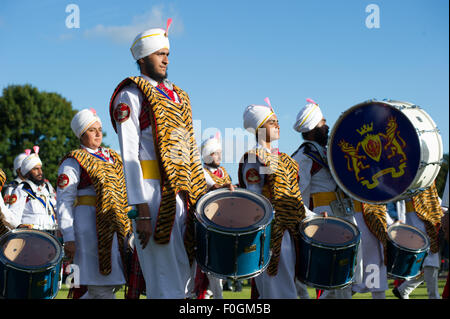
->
[311,191,337,208]
[140,160,161,180]
[405,200,415,213]
[74,195,96,207]
[311,191,363,212]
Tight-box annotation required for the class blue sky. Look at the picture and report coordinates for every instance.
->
[0,0,448,180]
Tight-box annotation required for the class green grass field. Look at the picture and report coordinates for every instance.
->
[54,276,448,299]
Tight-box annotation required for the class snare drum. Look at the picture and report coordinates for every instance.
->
[194,188,273,280]
[328,99,443,204]
[297,216,360,289]
[386,223,429,279]
[0,229,63,299]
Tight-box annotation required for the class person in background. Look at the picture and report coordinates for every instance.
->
[8,147,57,234]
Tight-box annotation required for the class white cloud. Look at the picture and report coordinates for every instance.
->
[83,6,183,44]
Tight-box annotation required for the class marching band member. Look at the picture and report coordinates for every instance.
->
[8,147,58,233]
[109,19,209,299]
[56,108,131,299]
[194,132,234,299]
[238,99,313,299]
[393,184,444,299]
[2,151,27,202]
[292,99,390,299]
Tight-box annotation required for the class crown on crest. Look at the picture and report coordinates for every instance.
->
[357,122,374,136]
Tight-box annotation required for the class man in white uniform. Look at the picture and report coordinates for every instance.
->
[291,99,365,299]
[8,147,57,233]
[56,108,131,299]
[109,19,209,299]
[238,99,314,299]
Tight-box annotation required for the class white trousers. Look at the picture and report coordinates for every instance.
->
[397,266,440,299]
[80,285,121,299]
[135,192,193,299]
[254,231,297,299]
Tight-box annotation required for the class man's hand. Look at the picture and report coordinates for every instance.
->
[321,211,328,218]
[136,203,152,249]
[64,241,76,263]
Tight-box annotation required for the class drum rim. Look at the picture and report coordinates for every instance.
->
[327,100,423,204]
[299,216,361,248]
[195,188,274,233]
[0,229,64,270]
[387,223,430,252]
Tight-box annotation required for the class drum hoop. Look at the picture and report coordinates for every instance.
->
[195,218,272,236]
[299,216,361,248]
[387,224,430,253]
[195,188,274,232]
[327,100,424,204]
[0,229,64,271]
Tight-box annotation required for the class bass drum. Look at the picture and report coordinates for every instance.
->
[327,99,442,204]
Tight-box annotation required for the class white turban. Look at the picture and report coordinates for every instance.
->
[13,153,28,172]
[130,19,172,61]
[71,108,102,139]
[21,153,42,176]
[293,99,324,133]
[201,133,222,163]
[243,104,275,134]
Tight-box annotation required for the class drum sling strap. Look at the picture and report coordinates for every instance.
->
[110,76,208,265]
[361,203,389,264]
[61,149,131,276]
[0,169,9,237]
[411,184,443,254]
[239,148,306,276]
[205,166,232,186]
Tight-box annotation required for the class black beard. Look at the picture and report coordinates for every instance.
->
[28,174,45,186]
[142,59,167,82]
[206,162,220,169]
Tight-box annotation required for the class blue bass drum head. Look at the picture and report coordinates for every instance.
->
[328,101,421,203]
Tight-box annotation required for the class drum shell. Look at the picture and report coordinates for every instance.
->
[0,229,63,299]
[194,188,274,280]
[195,219,272,280]
[386,224,429,280]
[297,217,360,289]
[0,262,62,299]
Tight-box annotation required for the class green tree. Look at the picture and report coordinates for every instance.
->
[0,84,79,186]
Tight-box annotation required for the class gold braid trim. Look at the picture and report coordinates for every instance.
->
[0,169,9,237]
[239,149,306,276]
[61,149,132,276]
[362,203,388,265]
[412,184,443,253]
[111,77,207,264]
[205,166,232,186]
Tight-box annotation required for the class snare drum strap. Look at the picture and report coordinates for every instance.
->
[411,184,443,253]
